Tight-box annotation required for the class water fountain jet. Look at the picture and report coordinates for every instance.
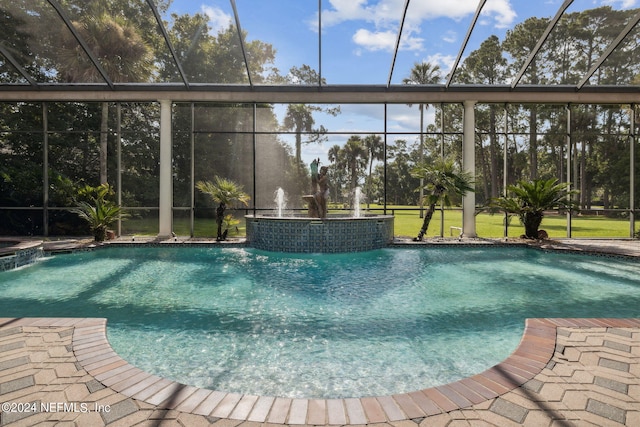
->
[352,187,363,218]
[274,187,287,218]
[247,175,393,253]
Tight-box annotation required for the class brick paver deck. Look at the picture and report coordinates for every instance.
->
[2,317,640,426]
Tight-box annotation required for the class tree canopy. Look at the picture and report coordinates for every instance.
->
[0,4,638,236]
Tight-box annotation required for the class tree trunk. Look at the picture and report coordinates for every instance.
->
[603,188,610,210]
[94,226,107,242]
[367,157,373,209]
[580,141,587,209]
[529,107,538,181]
[557,142,564,183]
[100,102,109,185]
[414,202,437,241]
[523,211,543,239]
[507,138,518,187]
[295,127,303,180]
[479,142,490,203]
[216,203,226,240]
[489,106,499,199]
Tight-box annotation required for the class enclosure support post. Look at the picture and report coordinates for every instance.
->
[630,104,636,238]
[42,102,49,237]
[419,103,424,219]
[462,100,477,238]
[190,102,195,237]
[566,104,572,238]
[383,103,388,215]
[503,103,509,239]
[158,99,173,238]
[440,103,445,238]
[116,103,122,237]
[252,103,257,217]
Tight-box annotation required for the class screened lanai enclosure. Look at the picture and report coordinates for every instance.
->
[1,0,639,239]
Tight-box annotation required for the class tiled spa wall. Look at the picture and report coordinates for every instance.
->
[246,215,394,253]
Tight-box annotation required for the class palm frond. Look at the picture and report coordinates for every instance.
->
[411,158,474,206]
[196,177,250,207]
[489,178,579,238]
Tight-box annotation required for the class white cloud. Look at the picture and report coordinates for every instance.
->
[201,5,233,34]
[406,0,516,27]
[424,53,457,78]
[408,2,477,22]
[442,30,457,44]
[602,0,638,8]
[482,0,517,29]
[322,0,398,28]
[320,0,517,53]
[352,28,424,53]
[399,31,425,51]
[386,111,436,134]
[321,0,517,28]
[353,29,396,51]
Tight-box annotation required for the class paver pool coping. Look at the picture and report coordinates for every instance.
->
[3,317,638,424]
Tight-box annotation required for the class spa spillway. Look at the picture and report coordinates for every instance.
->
[245,214,394,253]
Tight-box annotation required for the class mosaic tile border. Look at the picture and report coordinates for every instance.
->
[0,242,43,272]
[245,215,394,253]
[1,237,637,272]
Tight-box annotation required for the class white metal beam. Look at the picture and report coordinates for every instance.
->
[1,85,638,104]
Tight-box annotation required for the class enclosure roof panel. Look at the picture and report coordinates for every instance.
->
[0,0,638,96]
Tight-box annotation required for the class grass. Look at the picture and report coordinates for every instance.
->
[121,215,247,238]
[119,205,634,239]
[381,207,632,239]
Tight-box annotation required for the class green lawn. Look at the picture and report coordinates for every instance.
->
[381,207,633,239]
[119,205,634,239]
[121,215,248,238]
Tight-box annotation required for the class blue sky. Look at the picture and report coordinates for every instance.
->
[165,0,638,166]
[168,0,545,84]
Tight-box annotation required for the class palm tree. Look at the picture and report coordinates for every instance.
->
[403,62,442,217]
[71,184,127,241]
[403,62,442,86]
[196,177,250,241]
[57,7,152,184]
[490,178,578,239]
[327,144,341,165]
[283,104,322,170]
[363,135,384,207]
[342,136,369,190]
[282,66,340,181]
[410,158,474,241]
[327,144,347,202]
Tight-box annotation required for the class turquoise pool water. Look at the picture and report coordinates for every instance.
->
[1,246,639,398]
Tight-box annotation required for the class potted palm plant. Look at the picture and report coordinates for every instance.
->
[71,184,126,242]
[490,178,578,239]
[196,177,250,241]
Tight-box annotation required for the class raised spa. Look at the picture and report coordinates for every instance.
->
[245,214,394,252]
[245,186,394,253]
[0,239,43,271]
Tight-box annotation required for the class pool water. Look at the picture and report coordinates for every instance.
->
[1,246,639,398]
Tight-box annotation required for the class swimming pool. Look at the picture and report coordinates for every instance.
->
[1,245,639,399]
